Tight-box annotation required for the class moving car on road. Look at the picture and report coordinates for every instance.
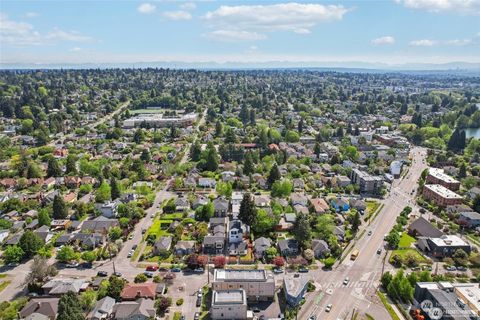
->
[325,304,333,312]
[350,249,359,260]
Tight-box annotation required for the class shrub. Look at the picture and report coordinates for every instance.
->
[176,298,184,306]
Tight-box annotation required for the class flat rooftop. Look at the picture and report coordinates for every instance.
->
[429,168,459,184]
[429,235,469,247]
[284,274,309,297]
[455,285,480,313]
[212,290,246,305]
[214,269,270,282]
[425,184,462,199]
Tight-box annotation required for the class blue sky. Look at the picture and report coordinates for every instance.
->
[1,0,479,65]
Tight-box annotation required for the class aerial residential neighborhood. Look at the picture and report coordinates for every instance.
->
[1,1,480,320]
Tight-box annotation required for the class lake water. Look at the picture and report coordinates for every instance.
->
[464,128,480,139]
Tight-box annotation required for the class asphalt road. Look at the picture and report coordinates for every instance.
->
[298,146,428,320]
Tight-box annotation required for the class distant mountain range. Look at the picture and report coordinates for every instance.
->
[1,60,479,74]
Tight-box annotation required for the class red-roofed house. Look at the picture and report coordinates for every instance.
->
[121,283,157,301]
[310,198,330,214]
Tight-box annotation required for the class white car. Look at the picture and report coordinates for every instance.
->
[343,277,349,285]
[325,304,333,312]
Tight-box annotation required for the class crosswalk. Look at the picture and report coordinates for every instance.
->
[320,280,379,290]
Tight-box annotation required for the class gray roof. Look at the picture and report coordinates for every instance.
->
[284,274,309,298]
[113,298,155,319]
[408,217,443,238]
[89,296,115,320]
[460,211,480,220]
[278,239,299,252]
[154,236,172,251]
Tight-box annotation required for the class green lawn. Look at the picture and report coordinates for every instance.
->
[0,281,11,293]
[162,213,184,220]
[377,291,400,320]
[366,201,380,215]
[147,219,173,238]
[398,232,416,248]
[389,248,429,265]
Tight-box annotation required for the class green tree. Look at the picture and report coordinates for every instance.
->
[56,246,79,263]
[253,209,278,235]
[381,271,392,289]
[108,227,122,240]
[107,276,126,301]
[66,154,77,174]
[47,157,62,177]
[38,209,51,227]
[79,288,97,311]
[19,230,44,257]
[95,181,111,202]
[3,245,25,263]
[386,231,400,249]
[110,177,121,200]
[81,251,97,264]
[285,130,300,142]
[57,291,85,320]
[243,151,254,175]
[216,182,232,198]
[215,120,223,137]
[271,179,293,198]
[267,163,281,187]
[53,194,68,219]
[190,141,202,162]
[134,273,148,283]
[350,210,361,233]
[133,129,145,144]
[239,193,256,226]
[205,144,219,172]
[474,195,480,213]
[195,202,215,222]
[315,214,335,240]
[293,212,312,247]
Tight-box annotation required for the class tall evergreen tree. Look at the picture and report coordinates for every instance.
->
[110,177,121,200]
[47,157,62,177]
[205,143,219,172]
[297,118,304,133]
[293,212,312,247]
[190,140,202,162]
[57,291,85,320]
[65,154,77,175]
[267,163,281,187]
[243,152,254,176]
[53,194,68,219]
[215,120,223,137]
[239,193,256,226]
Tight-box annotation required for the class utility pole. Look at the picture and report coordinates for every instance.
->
[103,227,116,274]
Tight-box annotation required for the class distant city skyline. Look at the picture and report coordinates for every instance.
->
[1,0,479,67]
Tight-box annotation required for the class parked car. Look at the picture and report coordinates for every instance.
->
[252,307,260,313]
[367,230,372,236]
[171,267,181,272]
[65,262,79,268]
[144,271,154,278]
[273,268,284,274]
[194,313,201,320]
[308,316,317,320]
[146,265,158,271]
[158,267,168,272]
[132,244,138,250]
[196,297,202,307]
[446,266,457,271]
[127,250,134,258]
[194,267,204,273]
[457,266,467,271]
[325,304,333,312]
[343,277,350,285]
[114,272,122,277]
[377,248,382,255]
[128,234,134,240]
[422,265,432,271]
[298,267,309,273]
[97,271,108,277]
[197,289,203,298]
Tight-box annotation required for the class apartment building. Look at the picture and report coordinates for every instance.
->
[426,168,460,191]
[210,290,248,320]
[350,169,383,194]
[212,269,275,301]
[122,113,197,128]
[423,184,463,207]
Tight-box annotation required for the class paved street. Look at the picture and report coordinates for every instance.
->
[298,146,428,320]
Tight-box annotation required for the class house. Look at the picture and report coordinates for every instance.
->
[291,193,308,206]
[228,241,248,256]
[34,225,54,243]
[0,229,10,243]
[310,198,329,214]
[312,239,330,258]
[198,178,216,188]
[19,298,59,320]
[203,218,227,254]
[42,278,89,295]
[212,269,275,301]
[213,197,229,217]
[333,175,351,188]
[458,211,480,228]
[153,236,172,255]
[191,195,208,210]
[72,233,104,249]
[96,201,118,218]
[81,216,119,233]
[210,290,248,320]
[278,239,299,256]
[349,199,367,212]
[330,197,350,212]
[228,220,247,244]
[408,217,444,238]
[175,197,190,212]
[254,195,271,207]
[334,226,346,242]
[467,187,480,200]
[254,237,272,259]
[121,283,157,300]
[112,298,156,320]
[174,240,196,256]
[417,235,471,258]
[284,274,309,306]
[293,204,309,214]
[88,296,116,320]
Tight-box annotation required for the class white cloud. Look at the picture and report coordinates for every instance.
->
[24,12,39,18]
[409,39,437,46]
[0,14,92,47]
[69,47,82,52]
[180,2,197,11]
[371,36,395,45]
[137,3,156,14]
[163,11,192,20]
[395,0,480,15]
[445,38,473,45]
[204,3,350,35]
[204,30,267,42]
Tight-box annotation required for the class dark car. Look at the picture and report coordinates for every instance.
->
[196,297,202,307]
[171,267,181,272]
[114,272,123,277]
[144,271,155,278]
[97,271,108,277]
